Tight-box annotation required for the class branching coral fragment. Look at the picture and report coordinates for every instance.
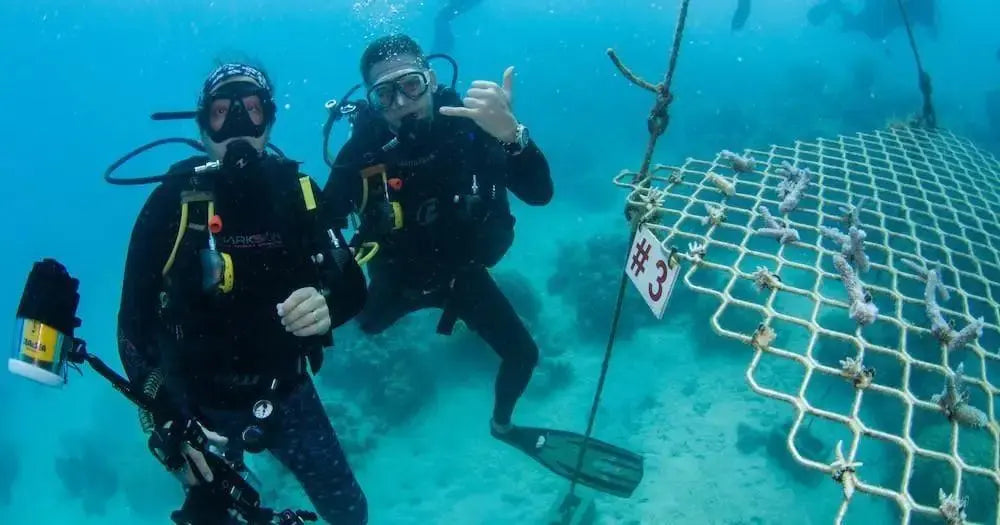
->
[820,225,870,273]
[932,363,988,428]
[701,203,726,227]
[750,323,776,351]
[755,206,799,244]
[687,241,707,264]
[839,356,876,388]
[923,270,985,352]
[775,161,811,214]
[829,440,863,500]
[751,266,782,291]
[904,258,949,302]
[938,489,968,525]
[705,171,735,196]
[833,254,878,325]
[721,149,756,173]
[838,196,868,228]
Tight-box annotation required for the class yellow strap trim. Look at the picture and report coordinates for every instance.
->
[163,202,189,276]
[298,177,317,211]
[391,202,404,230]
[219,252,234,293]
[355,242,380,265]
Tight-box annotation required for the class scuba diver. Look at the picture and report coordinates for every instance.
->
[807,0,938,41]
[115,62,369,525]
[321,34,644,498]
[432,0,483,53]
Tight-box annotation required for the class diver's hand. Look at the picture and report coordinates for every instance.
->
[159,421,229,487]
[278,287,331,337]
[439,66,519,143]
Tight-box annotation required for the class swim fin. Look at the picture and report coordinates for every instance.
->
[491,424,644,498]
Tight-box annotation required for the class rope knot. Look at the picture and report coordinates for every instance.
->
[647,88,674,137]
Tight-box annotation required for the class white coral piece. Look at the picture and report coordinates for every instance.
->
[755,206,799,244]
[923,271,985,352]
[750,323,776,351]
[705,171,735,197]
[830,440,863,500]
[775,161,811,214]
[904,258,950,302]
[833,254,878,326]
[751,266,782,291]
[932,363,989,429]
[939,489,968,525]
[701,203,726,227]
[687,241,707,264]
[839,356,875,388]
[838,196,868,228]
[820,225,870,273]
[721,149,756,173]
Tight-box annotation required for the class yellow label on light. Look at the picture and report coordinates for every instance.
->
[21,319,59,363]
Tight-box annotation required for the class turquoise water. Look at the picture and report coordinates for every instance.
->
[1,1,999,523]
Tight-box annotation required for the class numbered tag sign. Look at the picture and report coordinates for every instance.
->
[626,226,681,319]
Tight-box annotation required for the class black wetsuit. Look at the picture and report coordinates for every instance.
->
[117,154,368,525]
[323,87,552,426]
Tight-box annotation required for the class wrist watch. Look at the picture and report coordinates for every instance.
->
[502,123,529,156]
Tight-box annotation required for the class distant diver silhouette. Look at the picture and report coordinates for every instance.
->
[807,0,938,40]
[433,0,485,53]
[731,0,752,32]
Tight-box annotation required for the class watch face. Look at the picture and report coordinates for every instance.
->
[518,125,529,146]
[253,400,274,420]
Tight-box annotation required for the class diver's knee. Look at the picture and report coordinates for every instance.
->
[321,490,368,525]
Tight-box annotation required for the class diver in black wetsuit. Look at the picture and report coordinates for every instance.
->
[432,0,483,53]
[117,63,368,525]
[323,35,551,437]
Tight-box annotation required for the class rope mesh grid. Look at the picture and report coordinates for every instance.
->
[615,125,1000,524]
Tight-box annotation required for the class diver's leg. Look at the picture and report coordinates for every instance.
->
[269,380,368,525]
[452,267,539,427]
[356,272,416,335]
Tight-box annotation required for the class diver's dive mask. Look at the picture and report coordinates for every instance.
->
[198,80,274,144]
[366,71,430,111]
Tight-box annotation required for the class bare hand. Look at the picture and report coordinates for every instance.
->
[161,421,229,487]
[439,66,518,143]
[277,287,331,337]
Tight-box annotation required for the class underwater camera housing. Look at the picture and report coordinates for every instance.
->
[8,259,317,525]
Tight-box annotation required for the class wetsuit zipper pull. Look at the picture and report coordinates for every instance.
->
[471,174,479,195]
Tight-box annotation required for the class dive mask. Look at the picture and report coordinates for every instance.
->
[366,71,430,111]
[198,80,274,143]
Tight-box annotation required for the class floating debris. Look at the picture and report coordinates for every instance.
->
[833,254,878,326]
[838,196,868,228]
[839,356,876,389]
[830,440,863,500]
[751,266,782,291]
[756,206,800,244]
[750,323,776,351]
[924,270,984,352]
[932,363,988,429]
[705,171,735,197]
[701,203,727,227]
[775,161,811,214]
[687,241,707,264]
[904,257,950,302]
[721,149,756,173]
[938,489,968,525]
[820,225,870,273]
